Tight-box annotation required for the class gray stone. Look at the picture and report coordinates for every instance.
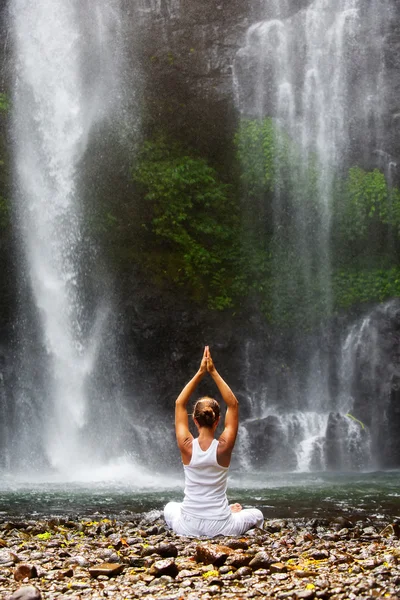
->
[249,550,274,570]
[156,542,178,558]
[8,586,42,600]
[225,552,252,568]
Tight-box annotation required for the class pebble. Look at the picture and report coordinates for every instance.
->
[8,586,41,600]
[14,564,38,582]
[0,516,399,599]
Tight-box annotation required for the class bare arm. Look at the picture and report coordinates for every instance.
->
[175,348,207,459]
[207,349,239,461]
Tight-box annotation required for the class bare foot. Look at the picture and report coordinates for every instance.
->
[230,503,242,513]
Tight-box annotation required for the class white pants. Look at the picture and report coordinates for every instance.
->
[164,502,264,537]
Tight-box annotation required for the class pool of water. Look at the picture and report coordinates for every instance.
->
[1,468,399,522]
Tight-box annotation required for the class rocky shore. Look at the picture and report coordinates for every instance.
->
[1,514,400,599]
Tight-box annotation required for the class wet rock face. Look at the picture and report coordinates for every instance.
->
[126,0,400,179]
[350,299,400,467]
[129,0,251,159]
[245,416,298,471]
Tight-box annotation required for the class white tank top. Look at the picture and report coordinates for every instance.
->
[181,438,231,520]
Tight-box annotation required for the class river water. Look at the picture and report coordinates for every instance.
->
[1,470,399,522]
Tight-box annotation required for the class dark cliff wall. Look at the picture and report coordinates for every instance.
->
[1,0,400,470]
[127,0,400,177]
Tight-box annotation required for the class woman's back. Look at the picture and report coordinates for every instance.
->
[164,346,264,537]
[181,439,230,520]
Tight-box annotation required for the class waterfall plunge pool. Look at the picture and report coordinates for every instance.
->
[0,469,399,522]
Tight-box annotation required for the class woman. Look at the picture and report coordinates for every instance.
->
[164,346,264,537]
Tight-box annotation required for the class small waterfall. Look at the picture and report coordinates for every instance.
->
[335,301,400,468]
[9,0,125,473]
[233,1,395,470]
[236,299,400,471]
[234,0,392,322]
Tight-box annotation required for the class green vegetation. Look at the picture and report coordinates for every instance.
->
[91,118,400,325]
[104,137,243,309]
[133,138,240,308]
[334,167,400,240]
[333,267,400,308]
[0,93,9,113]
[0,83,397,326]
[36,532,52,540]
[235,118,400,325]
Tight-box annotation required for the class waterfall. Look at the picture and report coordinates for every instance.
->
[9,0,125,473]
[234,0,392,320]
[233,0,394,471]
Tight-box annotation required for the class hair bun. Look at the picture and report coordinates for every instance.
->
[203,407,214,417]
[193,397,220,428]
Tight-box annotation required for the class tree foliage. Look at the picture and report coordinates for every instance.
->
[0,94,9,113]
[131,137,242,309]
[89,120,400,323]
[335,167,400,240]
[235,118,400,324]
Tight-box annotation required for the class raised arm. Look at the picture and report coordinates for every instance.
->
[175,347,207,460]
[207,348,239,463]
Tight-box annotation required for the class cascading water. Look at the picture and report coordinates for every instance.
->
[2,0,398,481]
[8,0,127,474]
[234,0,395,470]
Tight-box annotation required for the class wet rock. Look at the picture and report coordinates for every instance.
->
[332,517,354,529]
[249,550,273,570]
[126,536,142,545]
[129,556,147,567]
[8,586,42,600]
[148,574,174,587]
[225,552,252,568]
[294,590,315,599]
[223,539,249,550]
[156,542,178,558]
[310,549,330,560]
[0,550,19,565]
[145,526,158,536]
[272,572,290,581]
[58,568,74,579]
[67,555,89,567]
[70,583,91,590]
[265,519,288,533]
[392,520,400,537]
[88,563,125,578]
[232,565,253,578]
[218,565,231,574]
[14,565,38,582]
[195,543,233,566]
[149,558,179,578]
[3,516,400,600]
[363,526,377,536]
[176,568,202,580]
[140,545,157,557]
[358,558,378,569]
[270,562,288,573]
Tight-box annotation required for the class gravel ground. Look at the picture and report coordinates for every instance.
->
[1,514,400,599]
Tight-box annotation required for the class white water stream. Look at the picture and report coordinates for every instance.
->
[10,0,124,472]
[233,0,394,471]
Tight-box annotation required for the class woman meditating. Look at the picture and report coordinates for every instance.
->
[164,346,264,537]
